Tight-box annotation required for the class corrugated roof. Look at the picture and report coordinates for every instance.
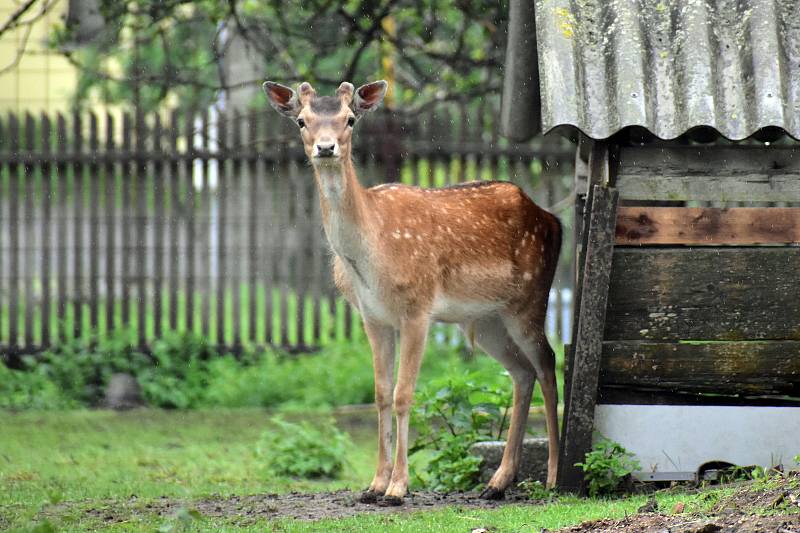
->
[502,0,800,142]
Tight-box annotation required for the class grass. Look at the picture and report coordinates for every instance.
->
[0,408,737,532]
[0,409,374,530]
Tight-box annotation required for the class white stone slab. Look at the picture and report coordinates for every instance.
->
[594,405,800,482]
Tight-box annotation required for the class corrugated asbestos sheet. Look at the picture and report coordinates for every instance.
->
[502,0,800,141]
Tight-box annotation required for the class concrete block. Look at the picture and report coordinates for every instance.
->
[470,438,549,483]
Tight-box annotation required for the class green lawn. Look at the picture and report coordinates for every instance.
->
[0,409,737,532]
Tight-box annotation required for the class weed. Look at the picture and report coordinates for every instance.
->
[518,479,557,501]
[575,437,641,498]
[409,370,512,491]
[258,417,352,479]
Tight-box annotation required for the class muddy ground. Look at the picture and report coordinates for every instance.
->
[81,488,531,523]
[71,474,800,530]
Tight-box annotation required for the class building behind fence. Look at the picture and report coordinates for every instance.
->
[0,101,575,355]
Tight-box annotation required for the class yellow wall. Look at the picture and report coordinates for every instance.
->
[0,0,78,113]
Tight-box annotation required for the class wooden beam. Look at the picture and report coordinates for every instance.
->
[605,248,800,341]
[616,145,800,202]
[557,184,619,493]
[600,341,800,397]
[616,207,800,245]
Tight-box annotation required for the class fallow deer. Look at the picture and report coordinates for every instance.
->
[263,79,561,504]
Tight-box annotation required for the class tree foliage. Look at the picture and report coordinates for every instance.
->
[45,0,509,112]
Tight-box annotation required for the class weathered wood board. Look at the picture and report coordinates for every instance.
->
[605,248,800,341]
[558,184,619,492]
[616,207,800,245]
[616,146,800,202]
[600,341,800,396]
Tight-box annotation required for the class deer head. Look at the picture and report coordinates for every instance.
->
[262,80,388,166]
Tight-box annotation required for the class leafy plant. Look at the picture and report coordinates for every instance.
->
[29,329,148,405]
[518,479,557,502]
[0,363,74,410]
[258,416,351,479]
[575,438,641,498]
[409,370,512,492]
[136,332,216,409]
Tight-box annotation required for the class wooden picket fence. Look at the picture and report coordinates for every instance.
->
[0,100,575,354]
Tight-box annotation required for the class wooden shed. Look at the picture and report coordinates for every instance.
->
[502,0,800,491]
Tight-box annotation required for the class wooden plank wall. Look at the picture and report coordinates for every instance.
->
[602,145,800,404]
[0,104,575,354]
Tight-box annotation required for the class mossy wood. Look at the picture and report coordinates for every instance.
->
[616,146,800,202]
[600,341,800,397]
[605,248,800,341]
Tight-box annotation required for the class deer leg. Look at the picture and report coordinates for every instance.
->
[463,316,536,500]
[381,315,429,505]
[503,313,560,488]
[360,320,396,503]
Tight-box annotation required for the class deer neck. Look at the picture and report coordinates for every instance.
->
[314,157,371,261]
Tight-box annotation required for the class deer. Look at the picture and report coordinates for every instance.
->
[263,79,562,505]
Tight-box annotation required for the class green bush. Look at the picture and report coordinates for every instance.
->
[137,333,216,408]
[1,328,522,412]
[409,369,512,492]
[258,416,351,478]
[0,363,74,410]
[575,438,641,497]
[32,329,149,405]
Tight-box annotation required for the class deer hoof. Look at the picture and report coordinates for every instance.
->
[378,495,404,506]
[358,490,382,504]
[480,486,506,500]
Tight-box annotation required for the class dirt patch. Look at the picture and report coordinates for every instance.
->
[555,514,800,533]
[80,488,531,524]
[556,473,800,533]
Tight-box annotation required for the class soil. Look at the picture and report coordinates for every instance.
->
[80,488,531,524]
[71,474,800,529]
[555,474,800,533]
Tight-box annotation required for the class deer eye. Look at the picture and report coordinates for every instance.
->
[297,118,305,128]
[346,116,356,127]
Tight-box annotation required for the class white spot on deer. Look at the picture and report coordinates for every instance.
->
[515,248,521,256]
[416,235,422,241]
[540,244,545,252]
[523,272,533,281]
[404,231,412,239]
[392,230,401,239]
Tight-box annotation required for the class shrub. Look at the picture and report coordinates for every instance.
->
[409,369,512,492]
[31,329,148,405]
[137,332,216,408]
[258,416,351,478]
[0,362,74,410]
[575,437,641,497]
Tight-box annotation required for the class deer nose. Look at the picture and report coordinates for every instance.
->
[315,142,336,157]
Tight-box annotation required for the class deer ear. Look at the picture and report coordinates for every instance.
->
[263,81,301,118]
[353,80,388,116]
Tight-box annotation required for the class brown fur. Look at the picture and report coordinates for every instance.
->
[264,80,562,501]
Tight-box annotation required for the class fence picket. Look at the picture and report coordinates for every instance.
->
[134,111,147,345]
[23,113,36,347]
[40,114,52,346]
[121,113,132,328]
[89,113,100,332]
[104,113,116,332]
[72,110,84,340]
[168,110,180,332]
[56,114,68,343]
[153,114,164,339]
[8,114,19,348]
[246,112,259,345]
[216,113,228,345]
[185,111,196,334]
